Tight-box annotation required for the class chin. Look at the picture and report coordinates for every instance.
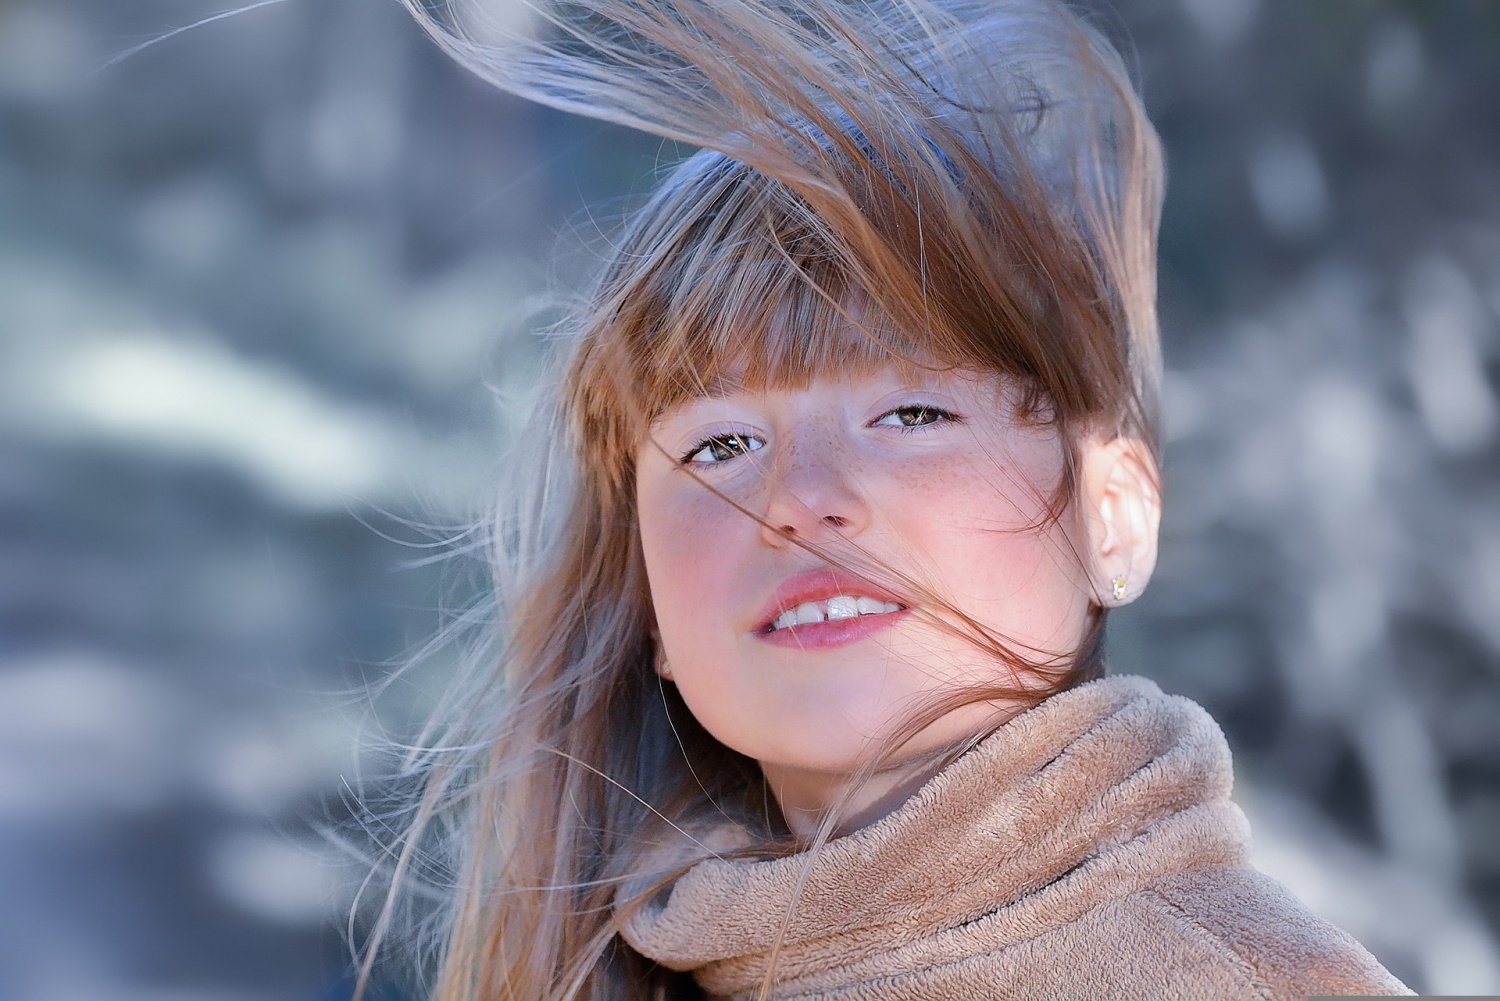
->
[755,721,915,777]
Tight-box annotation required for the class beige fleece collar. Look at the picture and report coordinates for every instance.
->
[622,675,1251,999]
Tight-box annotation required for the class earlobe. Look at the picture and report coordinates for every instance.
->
[1080,436,1161,607]
[649,628,674,681]
[651,633,675,681]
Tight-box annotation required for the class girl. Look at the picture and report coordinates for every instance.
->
[367,0,1410,997]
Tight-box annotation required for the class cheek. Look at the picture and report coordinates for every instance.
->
[636,479,745,646]
[889,449,1087,648]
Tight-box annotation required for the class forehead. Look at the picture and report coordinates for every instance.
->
[649,364,1016,430]
[641,289,994,418]
[676,352,964,402]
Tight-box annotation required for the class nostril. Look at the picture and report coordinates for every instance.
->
[822,515,848,527]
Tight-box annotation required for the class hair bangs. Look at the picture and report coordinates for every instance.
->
[641,245,960,409]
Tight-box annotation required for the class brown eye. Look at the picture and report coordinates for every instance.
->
[872,405,958,430]
[682,433,764,465]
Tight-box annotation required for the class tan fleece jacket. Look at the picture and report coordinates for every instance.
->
[622,675,1410,1000]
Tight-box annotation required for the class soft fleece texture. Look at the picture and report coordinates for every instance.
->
[622,676,1410,1000]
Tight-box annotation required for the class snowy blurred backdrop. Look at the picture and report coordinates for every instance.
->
[1,0,1498,997]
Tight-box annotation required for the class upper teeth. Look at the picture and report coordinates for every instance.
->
[770,595,903,631]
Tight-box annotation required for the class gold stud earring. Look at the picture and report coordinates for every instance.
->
[1111,574,1128,601]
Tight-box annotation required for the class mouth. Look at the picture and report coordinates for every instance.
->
[763,594,906,633]
[753,569,910,648]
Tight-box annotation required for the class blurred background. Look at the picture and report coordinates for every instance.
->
[1,0,1498,997]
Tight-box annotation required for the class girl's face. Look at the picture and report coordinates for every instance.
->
[635,365,1105,826]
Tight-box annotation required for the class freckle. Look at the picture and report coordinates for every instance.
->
[895,459,954,492]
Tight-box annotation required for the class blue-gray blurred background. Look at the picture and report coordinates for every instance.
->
[2,0,1498,997]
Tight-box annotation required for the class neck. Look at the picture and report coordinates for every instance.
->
[762,704,1032,838]
[761,752,952,839]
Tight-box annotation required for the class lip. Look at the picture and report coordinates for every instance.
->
[752,568,909,650]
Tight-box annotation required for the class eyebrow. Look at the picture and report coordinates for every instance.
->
[678,371,750,401]
[649,373,750,427]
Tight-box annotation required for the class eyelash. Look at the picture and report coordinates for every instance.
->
[678,432,763,466]
[873,403,961,432]
[677,404,961,466]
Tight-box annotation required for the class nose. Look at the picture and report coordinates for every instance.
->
[759,442,872,548]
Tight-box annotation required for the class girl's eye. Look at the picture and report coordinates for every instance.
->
[872,404,959,430]
[681,433,764,465]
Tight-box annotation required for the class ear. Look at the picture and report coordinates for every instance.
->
[1077,436,1161,606]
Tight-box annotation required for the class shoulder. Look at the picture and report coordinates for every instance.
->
[1140,866,1412,998]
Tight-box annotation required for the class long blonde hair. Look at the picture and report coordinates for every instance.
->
[361,1,1164,998]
